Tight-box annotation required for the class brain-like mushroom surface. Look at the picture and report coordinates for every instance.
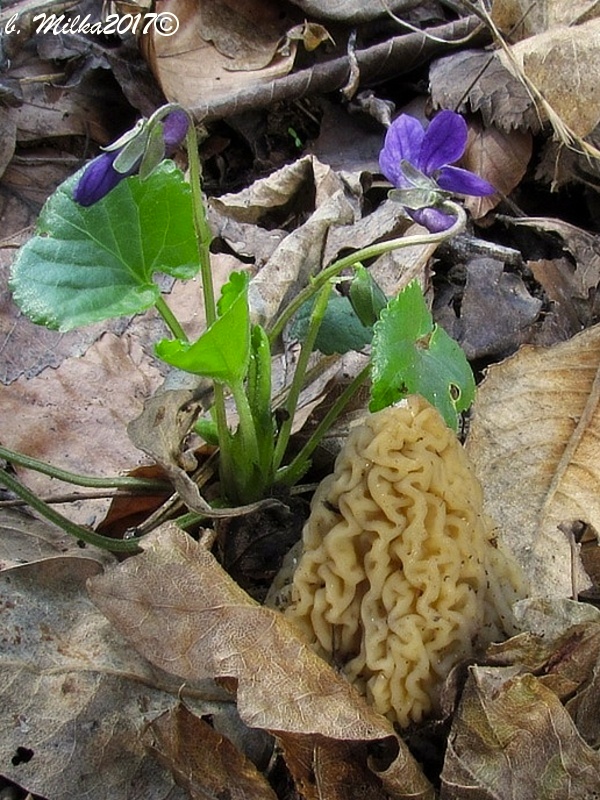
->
[285,395,526,726]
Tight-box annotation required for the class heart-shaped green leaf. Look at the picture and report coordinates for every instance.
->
[370,281,475,430]
[10,161,199,331]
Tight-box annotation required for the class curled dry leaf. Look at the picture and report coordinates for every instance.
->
[466,323,600,597]
[440,666,600,799]
[278,734,399,800]
[88,523,436,798]
[487,600,600,749]
[210,155,328,226]
[513,217,600,331]
[248,189,356,325]
[127,388,280,518]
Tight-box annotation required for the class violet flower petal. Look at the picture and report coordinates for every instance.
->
[73,151,136,207]
[436,165,496,196]
[379,114,425,188]
[419,110,467,175]
[409,206,455,232]
[162,109,189,154]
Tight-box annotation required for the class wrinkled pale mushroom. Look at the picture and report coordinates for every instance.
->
[284,395,526,727]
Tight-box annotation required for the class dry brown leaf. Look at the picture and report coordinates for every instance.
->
[89,523,436,798]
[440,666,600,799]
[200,0,291,70]
[210,155,319,226]
[0,527,216,800]
[140,0,295,109]
[145,704,278,800]
[504,216,600,341]
[0,332,163,525]
[530,256,592,342]
[0,507,110,570]
[88,522,394,739]
[436,258,542,360]
[487,601,600,702]
[278,734,392,800]
[288,0,421,22]
[248,177,356,325]
[429,50,539,132]
[514,216,600,305]
[498,18,600,138]
[466,324,600,597]
[491,0,600,40]
[13,71,116,146]
[462,120,532,219]
[127,388,279,518]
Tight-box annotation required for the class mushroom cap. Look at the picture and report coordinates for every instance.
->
[285,396,525,726]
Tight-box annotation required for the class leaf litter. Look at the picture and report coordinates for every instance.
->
[2,0,600,798]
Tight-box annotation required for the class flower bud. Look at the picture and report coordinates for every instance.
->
[73,108,190,206]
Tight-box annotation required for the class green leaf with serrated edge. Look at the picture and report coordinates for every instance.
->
[290,293,372,355]
[155,271,250,384]
[349,265,388,327]
[9,161,198,331]
[370,281,475,430]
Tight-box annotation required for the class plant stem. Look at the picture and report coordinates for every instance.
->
[277,362,371,487]
[155,295,189,341]
[272,281,333,472]
[267,201,467,343]
[0,445,170,491]
[0,469,142,552]
[185,119,216,326]
[228,378,263,500]
[184,110,230,474]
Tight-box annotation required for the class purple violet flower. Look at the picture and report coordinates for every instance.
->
[73,109,189,207]
[379,110,495,232]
